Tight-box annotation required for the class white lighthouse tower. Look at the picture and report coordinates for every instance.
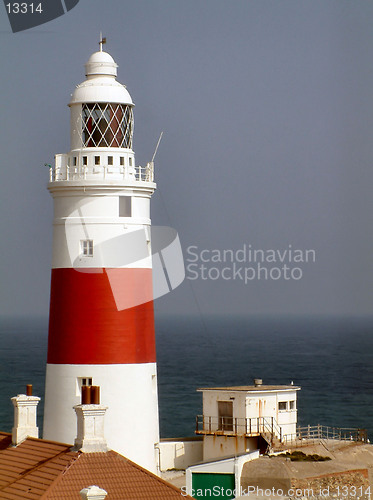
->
[43,39,160,474]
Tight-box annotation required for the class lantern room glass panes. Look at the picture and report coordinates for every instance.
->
[82,103,133,148]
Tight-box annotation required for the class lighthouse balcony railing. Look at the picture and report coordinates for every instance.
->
[49,162,154,183]
[195,415,283,442]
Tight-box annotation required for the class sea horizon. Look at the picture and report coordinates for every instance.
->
[0,314,372,442]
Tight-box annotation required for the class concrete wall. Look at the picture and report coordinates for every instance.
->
[156,437,203,472]
[203,435,258,462]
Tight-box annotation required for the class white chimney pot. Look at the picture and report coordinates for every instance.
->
[80,485,108,500]
[73,404,108,453]
[11,394,40,446]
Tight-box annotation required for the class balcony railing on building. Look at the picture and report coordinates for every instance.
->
[49,162,154,183]
[196,415,368,447]
[195,415,283,443]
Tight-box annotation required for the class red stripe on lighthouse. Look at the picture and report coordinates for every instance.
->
[47,268,156,364]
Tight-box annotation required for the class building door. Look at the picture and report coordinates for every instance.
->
[192,473,235,499]
[218,401,233,431]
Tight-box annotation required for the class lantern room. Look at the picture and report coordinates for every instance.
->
[65,44,135,176]
[50,42,154,184]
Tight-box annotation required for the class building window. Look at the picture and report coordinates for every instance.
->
[119,197,132,217]
[289,400,296,410]
[120,156,125,166]
[77,377,93,397]
[82,156,87,165]
[73,156,77,166]
[278,402,287,411]
[218,401,233,431]
[129,157,133,167]
[108,156,113,165]
[81,239,93,257]
[95,156,100,165]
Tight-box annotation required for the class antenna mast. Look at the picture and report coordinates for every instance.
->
[152,131,163,162]
[99,32,107,52]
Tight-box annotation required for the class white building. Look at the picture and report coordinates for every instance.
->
[196,379,300,461]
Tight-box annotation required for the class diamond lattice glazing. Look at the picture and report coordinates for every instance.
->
[82,103,133,148]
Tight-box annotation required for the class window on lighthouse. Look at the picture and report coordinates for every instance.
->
[119,197,132,217]
[82,103,133,148]
[76,377,93,396]
[81,239,94,257]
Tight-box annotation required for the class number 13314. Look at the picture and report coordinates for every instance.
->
[6,3,43,14]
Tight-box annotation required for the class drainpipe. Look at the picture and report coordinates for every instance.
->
[154,443,161,475]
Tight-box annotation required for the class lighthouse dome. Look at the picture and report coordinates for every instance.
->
[69,50,133,106]
[85,50,117,77]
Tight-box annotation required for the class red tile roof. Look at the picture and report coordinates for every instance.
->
[0,433,192,499]
[45,452,190,499]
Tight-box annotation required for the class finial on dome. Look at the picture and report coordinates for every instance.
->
[85,39,118,78]
[99,32,106,52]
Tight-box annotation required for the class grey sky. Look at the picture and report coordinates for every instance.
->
[0,0,372,318]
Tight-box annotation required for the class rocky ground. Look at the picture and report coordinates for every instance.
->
[162,440,373,499]
[239,440,373,499]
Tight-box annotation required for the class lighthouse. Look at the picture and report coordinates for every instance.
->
[43,39,160,474]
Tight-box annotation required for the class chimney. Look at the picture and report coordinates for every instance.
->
[80,485,108,500]
[73,386,108,453]
[254,378,263,387]
[11,384,40,446]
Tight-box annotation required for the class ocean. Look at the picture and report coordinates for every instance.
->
[0,315,372,440]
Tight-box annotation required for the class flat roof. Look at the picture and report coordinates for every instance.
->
[197,385,301,392]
